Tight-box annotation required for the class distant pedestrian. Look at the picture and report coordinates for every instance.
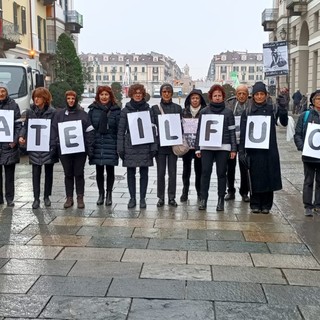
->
[292,89,302,114]
[117,84,157,209]
[18,87,57,209]
[88,86,121,206]
[180,89,206,203]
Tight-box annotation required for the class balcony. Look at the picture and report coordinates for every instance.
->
[286,0,307,16]
[41,0,55,5]
[262,8,278,32]
[65,10,83,34]
[0,19,21,51]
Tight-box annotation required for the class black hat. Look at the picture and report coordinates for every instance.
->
[252,82,267,96]
[310,90,320,105]
[160,83,173,95]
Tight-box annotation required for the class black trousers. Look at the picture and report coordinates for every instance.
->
[60,153,87,197]
[0,164,15,202]
[303,162,320,209]
[96,165,115,194]
[200,150,229,201]
[32,163,54,199]
[127,166,148,199]
[226,154,249,196]
[182,149,202,196]
[156,153,177,200]
[250,191,273,211]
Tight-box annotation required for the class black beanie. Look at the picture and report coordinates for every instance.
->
[310,90,320,106]
[160,83,173,95]
[252,82,267,95]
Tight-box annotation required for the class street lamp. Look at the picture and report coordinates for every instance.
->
[279,28,297,45]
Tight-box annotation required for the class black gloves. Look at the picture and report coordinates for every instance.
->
[118,152,124,160]
[151,150,158,158]
[277,94,288,109]
[239,151,249,168]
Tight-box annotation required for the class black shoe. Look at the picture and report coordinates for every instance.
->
[198,199,207,210]
[216,197,224,211]
[251,208,261,214]
[180,194,188,202]
[128,198,136,209]
[96,194,104,205]
[44,197,51,207]
[157,199,165,207]
[32,199,40,209]
[261,209,270,214]
[140,198,146,209]
[7,201,14,207]
[168,199,178,207]
[0,195,3,204]
[105,192,112,206]
[241,194,250,202]
[224,193,235,201]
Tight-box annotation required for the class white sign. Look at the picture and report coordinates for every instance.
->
[127,111,154,145]
[0,109,14,142]
[158,114,182,147]
[198,114,224,147]
[245,115,271,149]
[302,123,320,158]
[27,118,51,152]
[183,118,198,134]
[263,41,289,77]
[58,120,85,155]
[235,115,241,144]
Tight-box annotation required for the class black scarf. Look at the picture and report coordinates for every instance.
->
[160,98,172,105]
[130,98,146,110]
[98,102,112,133]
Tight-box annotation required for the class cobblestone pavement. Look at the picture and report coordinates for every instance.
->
[0,120,320,319]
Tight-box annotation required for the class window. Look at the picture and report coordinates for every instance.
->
[37,16,46,51]
[134,67,138,72]
[120,67,123,72]
[221,66,227,73]
[112,75,115,81]
[153,75,159,82]
[241,66,247,72]
[134,56,139,62]
[104,67,108,72]
[103,56,109,61]
[153,57,158,62]
[248,66,255,73]
[120,75,122,81]
[142,67,145,73]
[119,56,123,62]
[315,11,319,32]
[249,75,254,80]
[221,55,226,61]
[21,7,26,34]
[153,67,158,73]
[103,75,108,80]
[233,66,239,72]
[241,55,247,61]
[242,74,246,81]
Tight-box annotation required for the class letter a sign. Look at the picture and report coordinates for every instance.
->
[0,110,14,142]
[245,115,271,149]
[302,123,320,158]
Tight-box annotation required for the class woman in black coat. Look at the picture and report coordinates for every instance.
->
[88,86,121,206]
[19,87,57,209]
[117,84,157,209]
[239,81,288,214]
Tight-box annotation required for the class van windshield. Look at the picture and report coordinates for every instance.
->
[0,66,28,99]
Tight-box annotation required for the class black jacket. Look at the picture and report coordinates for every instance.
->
[20,104,58,165]
[117,100,157,167]
[88,102,121,166]
[0,97,21,165]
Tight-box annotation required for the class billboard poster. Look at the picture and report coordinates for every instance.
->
[263,41,289,77]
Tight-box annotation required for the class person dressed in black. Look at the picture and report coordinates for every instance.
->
[152,83,182,207]
[180,89,206,202]
[88,85,121,206]
[196,85,237,211]
[51,90,94,209]
[117,84,157,209]
[0,83,21,207]
[239,82,288,214]
[19,87,57,209]
[292,89,303,115]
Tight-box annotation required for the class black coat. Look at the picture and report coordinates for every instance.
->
[239,100,288,192]
[88,102,121,166]
[20,104,58,165]
[0,97,21,165]
[117,101,157,167]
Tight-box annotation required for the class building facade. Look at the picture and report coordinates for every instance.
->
[207,51,264,89]
[79,52,183,96]
[262,0,320,98]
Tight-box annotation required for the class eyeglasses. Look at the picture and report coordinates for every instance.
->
[133,91,142,95]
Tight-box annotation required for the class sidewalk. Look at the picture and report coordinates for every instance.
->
[0,124,319,319]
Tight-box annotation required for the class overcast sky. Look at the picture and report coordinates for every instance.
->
[76,0,273,80]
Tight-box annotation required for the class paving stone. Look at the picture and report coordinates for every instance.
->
[0,294,50,318]
[102,218,155,228]
[264,284,320,305]
[186,280,266,303]
[76,226,134,237]
[40,296,131,320]
[108,278,185,299]
[208,240,269,253]
[283,269,320,286]
[0,274,38,293]
[251,253,320,269]
[56,247,124,261]
[188,212,238,221]
[87,236,148,249]
[69,261,142,278]
[0,259,75,276]
[154,219,207,229]
[27,234,92,246]
[236,214,288,223]
[244,231,302,243]
[102,209,140,218]
[212,266,286,284]
[141,263,211,281]
[20,224,81,236]
[189,229,245,241]
[299,306,320,320]
[188,251,253,267]
[147,239,207,251]
[133,228,187,239]
[0,259,8,269]
[128,299,215,320]
[50,216,105,226]
[0,245,62,259]
[122,249,186,264]
[267,242,311,255]
[28,275,111,296]
[0,234,33,245]
[215,302,302,320]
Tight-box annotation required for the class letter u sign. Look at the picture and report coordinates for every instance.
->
[245,115,271,149]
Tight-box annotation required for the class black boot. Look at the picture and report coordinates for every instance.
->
[198,199,207,210]
[96,193,104,205]
[105,191,112,206]
[216,197,224,211]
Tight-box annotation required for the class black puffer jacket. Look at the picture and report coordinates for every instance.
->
[151,101,182,154]
[20,104,58,165]
[88,102,121,166]
[117,100,157,167]
[0,97,21,165]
